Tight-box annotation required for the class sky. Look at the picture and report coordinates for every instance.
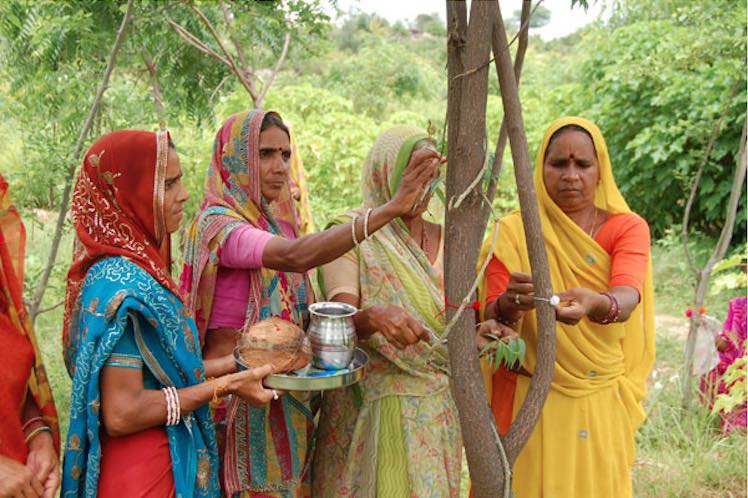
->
[328,0,603,41]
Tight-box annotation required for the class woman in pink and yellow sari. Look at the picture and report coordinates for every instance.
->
[180,110,440,497]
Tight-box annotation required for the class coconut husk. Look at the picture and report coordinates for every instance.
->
[237,316,311,372]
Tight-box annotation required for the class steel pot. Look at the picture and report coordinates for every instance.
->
[307,301,357,370]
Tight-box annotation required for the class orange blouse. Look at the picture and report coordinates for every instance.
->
[485,212,651,305]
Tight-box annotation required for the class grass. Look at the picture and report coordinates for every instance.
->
[635,316,746,498]
[22,215,747,496]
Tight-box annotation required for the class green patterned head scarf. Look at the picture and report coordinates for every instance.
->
[361,125,431,207]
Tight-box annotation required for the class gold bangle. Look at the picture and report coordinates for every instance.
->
[212,377,230,404]
[24,425,52,445]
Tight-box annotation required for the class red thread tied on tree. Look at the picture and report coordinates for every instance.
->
[435,296,481,319]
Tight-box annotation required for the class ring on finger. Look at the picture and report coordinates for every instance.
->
[514,293,521,305]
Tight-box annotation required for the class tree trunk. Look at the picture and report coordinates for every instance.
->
[488,0,557,466]
[682,112,747,408]
[483,0,531,214]
[29,0,134,321]
[444,1,506,495]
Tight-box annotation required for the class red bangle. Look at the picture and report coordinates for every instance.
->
[496,294,520,326]
[22,416,44,432]
[593,292,620,324]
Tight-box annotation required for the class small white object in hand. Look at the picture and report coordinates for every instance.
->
[550,295,560,306]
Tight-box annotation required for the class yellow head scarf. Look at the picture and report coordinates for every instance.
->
[479,117,655,420]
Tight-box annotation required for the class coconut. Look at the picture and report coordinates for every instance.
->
[237,316,311,372]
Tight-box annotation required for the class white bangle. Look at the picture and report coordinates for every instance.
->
[172,387,181,424]
[351,214,360,247]
[363,208,373,240]
[162,387,173,425]
[163,386,180,426]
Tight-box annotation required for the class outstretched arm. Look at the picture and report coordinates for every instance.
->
[262,149,442,273]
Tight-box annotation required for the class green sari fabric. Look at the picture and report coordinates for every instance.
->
[312,126,462,498]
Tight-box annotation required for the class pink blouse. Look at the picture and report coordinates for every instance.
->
[207,221,295,329]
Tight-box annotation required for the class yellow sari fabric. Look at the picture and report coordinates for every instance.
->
[288,125,315,234]
[478,117,655,497]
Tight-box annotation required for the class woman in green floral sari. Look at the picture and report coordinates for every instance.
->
[313,126,514,497]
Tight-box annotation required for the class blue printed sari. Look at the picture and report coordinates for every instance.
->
[62,257,220,498]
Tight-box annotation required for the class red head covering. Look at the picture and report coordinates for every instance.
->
[62,130,180,372]
[0,175,60,456]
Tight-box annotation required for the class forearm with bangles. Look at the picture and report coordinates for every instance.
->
[100,370,264,437]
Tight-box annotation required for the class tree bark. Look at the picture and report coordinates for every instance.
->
[445,1,507,496]
[682,111,747,409]
[483,0,531,214]
[488,0,557,466]
[29,0,134,321]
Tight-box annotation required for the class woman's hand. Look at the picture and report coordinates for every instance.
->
[227,364,279,407]
[502,272,536,312]
[476,319,519,350]
[0,454,43,498]
[490,272,535,325]
[25,431,59,498]
[388,148,443,217]
[366,304,430,349]
[715,335,729,353]
[555,287,610,325]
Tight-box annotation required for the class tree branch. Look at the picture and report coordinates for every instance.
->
[166,17,231,67]
[451,0,541,81]
[681,81,742,276]
[452,0,532,211]
[35,299,65,316]
[682,111,747,409]
[29,0,135,321]
[484,0,531,208]
[219,0,254,81]
[256,31,291,108]
[445,1,507,496]
[189,4,259,103]
[142,51,167,131]
[489,0,557,467]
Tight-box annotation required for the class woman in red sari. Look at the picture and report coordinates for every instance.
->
[0,175,60,498]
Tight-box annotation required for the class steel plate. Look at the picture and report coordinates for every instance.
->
[234,348,368,392]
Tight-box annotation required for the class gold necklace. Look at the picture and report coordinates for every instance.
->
[587,207,598,238]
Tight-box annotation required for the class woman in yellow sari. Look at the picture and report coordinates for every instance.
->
[479,117,655,497]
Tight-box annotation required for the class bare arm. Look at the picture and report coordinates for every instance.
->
[202,354,236,378]
[555,285,640,325]
[486,271,640,326]
[100,364,275,437]
[262,149,441,273]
